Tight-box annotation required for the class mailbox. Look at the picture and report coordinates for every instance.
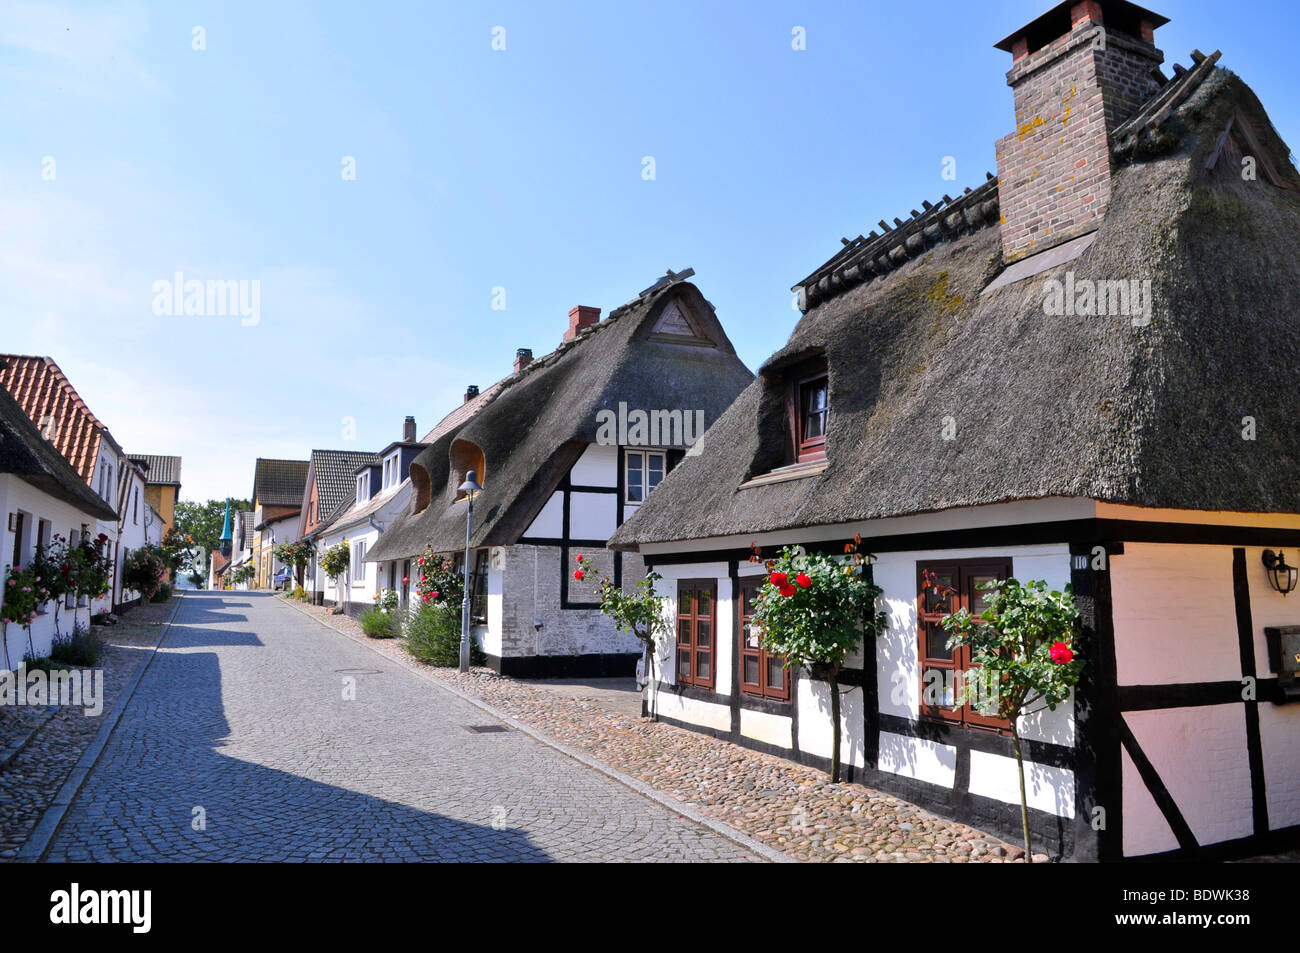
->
[1263,626,1300,703]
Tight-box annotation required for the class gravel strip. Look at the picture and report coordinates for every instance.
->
[284,596,1037,863]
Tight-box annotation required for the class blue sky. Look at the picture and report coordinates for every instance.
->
[3,0,1296,502]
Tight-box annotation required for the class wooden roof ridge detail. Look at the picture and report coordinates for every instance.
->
[794,175,1001,310]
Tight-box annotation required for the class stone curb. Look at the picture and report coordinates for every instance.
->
[16,593,186,863]
[282,595,794,864]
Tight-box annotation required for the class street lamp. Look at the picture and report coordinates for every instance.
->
[458,471,483,673]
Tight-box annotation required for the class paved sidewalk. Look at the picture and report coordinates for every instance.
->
[39,591,757,862]
[0,598,176,860]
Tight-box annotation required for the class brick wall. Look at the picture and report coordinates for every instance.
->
[499,543,645,660]
[995,8,1162,264]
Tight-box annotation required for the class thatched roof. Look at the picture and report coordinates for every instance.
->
[611,66,1300,551]
[367,278,754,561]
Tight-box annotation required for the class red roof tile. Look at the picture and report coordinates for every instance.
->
[0,355,116,485]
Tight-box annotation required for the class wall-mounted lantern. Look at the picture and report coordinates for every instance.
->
[1262,550,1299,596]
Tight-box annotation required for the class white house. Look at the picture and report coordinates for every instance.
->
[367,274,753,676]
[610,1,1300,862]
[0,380,119,663]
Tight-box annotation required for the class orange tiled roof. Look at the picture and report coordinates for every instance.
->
[0,355,114,484]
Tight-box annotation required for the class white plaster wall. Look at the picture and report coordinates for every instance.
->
[1244,545,1300,677]
[647,562,730,693]
[524,492,563,538]
[1111,544,1240,685]
[1123,705,1253,854]
[877,731,957,788]
[0,475,106,663]
[968,750,1075,818]
[796,672,865,769]
[569,492,617,541]
[873,544,1073,746]
[740,708,793,749]
[569,444,618,487]
[655,691,730,732]
[1121,746,1180,856]
[1258,702,1300,831]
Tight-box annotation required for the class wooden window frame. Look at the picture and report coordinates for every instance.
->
[675,579,717,690]
[470,549,489,625]
[784,357,829,464]
[624,449,667,505]
[916,559,1013,733]
[738,578,791,701]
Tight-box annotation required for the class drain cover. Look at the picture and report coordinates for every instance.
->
[334,668,382,675]
[465,724,509,733]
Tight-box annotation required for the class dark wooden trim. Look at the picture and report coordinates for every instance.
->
[652,680,792,717]
[876,713,1074,768]
[675,578,718,690]
[640,518,1300,566]
[1118,717,1198,850]
[518,536,610,549]
[1116,679,1273,710]
[1234,547,1270,837]
[1070,538,1120,864]
[485,652,639,679]
[1125,823,1300,863]
[728,561,741,734]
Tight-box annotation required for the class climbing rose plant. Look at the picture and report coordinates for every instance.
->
[413,546,463,607]
[938,577,1082,863]
[1,564,40,669]
[751,544,887,783]
[574,554,672,714]
[68,534,111,628]
[123,544,169,602]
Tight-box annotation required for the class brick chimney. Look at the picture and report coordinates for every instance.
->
[464,385,479,403]
[994,0,1167,264]
[514,348,533,373]
[563,305,600,343]
[403,415,416,442]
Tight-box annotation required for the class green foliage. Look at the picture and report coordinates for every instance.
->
[320,540,351,581]
[229,563,255,587]
[938,576,1082,862]
[938,578,1082,721]
[360,606,396,639]
[752,547,887,673]
[174,498,250,572]
[749,544,887,782]
[414,547,463,607]
[50,623,105,667]
[361,589,400,638]
[405,602,482,666]
[187,570,206,589]
[151,583,173,603]
[69,534,112,604]
[573,552,671,691]
[123,544,168,601]
[274,539,314,588]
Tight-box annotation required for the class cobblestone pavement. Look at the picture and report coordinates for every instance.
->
[41,592,756,862]
[292,599,1034,862]
[0,600,173,860]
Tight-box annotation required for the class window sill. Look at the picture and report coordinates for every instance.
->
[738,459,828,490]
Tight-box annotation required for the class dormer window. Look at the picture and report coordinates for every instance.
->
[625,450,666,504]
[788,357,829,464]
[383,452,400,490]
[356,471,370,503]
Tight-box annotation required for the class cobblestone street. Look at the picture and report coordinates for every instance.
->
[38,592,757,862]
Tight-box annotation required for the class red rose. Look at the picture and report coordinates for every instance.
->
[770,572,788,587]
[779,585,796,598]
[574,570,584,581]
[402,576,409,584]
[422,593,430,602]
[795,572,812,588]
[1049,642,1074,665]
[431,591,439,599]
[575,554,583,562]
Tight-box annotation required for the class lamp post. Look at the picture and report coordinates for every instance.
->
[458,471,483,673]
